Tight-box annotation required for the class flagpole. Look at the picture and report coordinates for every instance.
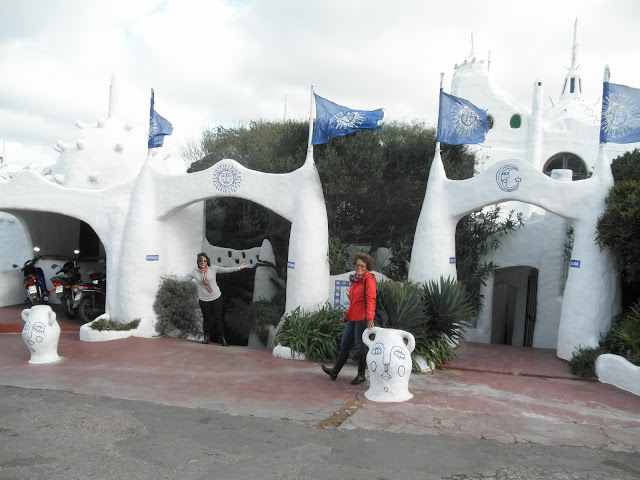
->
[148,88,154,156]
[436,73,445,153]
[305,85,314,165]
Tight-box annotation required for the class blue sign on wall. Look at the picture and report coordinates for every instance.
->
[449,257,456,264]
[287,261,295,269]
[334,280,350,310]
[570,259,581,268]
[146,254,159,261]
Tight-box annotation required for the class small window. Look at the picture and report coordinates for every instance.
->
[543,152,588,181]
[487,115,494,129]
[509,114,521,129]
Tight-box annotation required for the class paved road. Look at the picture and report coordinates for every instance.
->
[2,385,640,480]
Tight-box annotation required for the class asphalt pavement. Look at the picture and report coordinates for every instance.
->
[0,304,639,479]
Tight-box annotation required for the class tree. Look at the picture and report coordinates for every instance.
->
[596,148,640,304]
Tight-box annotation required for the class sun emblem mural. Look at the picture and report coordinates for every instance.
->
[212,164,242,193]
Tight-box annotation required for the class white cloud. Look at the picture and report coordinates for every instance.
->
[1,0,639,168]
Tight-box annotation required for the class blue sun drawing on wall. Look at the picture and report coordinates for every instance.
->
[212,164,242,193]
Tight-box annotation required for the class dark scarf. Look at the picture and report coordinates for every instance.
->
[198,265,214,293]
[349,273,365,282]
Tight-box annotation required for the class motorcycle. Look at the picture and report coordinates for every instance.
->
[50,252,82,319]
[12,248,48,305]
[72,269,106,323]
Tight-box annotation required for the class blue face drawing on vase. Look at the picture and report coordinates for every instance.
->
[362,327,415,403]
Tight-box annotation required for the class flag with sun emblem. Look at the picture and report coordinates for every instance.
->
[600,82,640,144]
[148,89,174,149]
[311,94,384,145]
[437,89,489,145]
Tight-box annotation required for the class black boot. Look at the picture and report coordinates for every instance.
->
[219,335,229,347]
[350,353,367,385]
[201,333,210,345]
[322,349,349,381]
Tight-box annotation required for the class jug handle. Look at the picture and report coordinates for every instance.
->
[402,331,416,354]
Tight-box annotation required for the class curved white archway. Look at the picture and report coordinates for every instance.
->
[111,153,330,323]
[409,145,621,359]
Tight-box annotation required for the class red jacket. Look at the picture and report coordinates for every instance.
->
[345,272,377,323]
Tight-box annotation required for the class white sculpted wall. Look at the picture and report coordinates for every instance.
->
[408,146,620,360]
[0,78,331,340]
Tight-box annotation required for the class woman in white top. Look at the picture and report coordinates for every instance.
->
[161,252,247,346]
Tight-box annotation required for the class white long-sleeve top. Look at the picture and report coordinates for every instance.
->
[172,265,241,302]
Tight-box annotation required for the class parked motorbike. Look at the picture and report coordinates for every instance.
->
[12,247,48,305]
[50,252,82,319]
[72,270,106,323]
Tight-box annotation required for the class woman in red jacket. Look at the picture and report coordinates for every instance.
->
[322,252,376,385]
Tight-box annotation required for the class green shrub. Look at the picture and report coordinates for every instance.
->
[153,279,203,338]
[602,303,640,366]
[245,298,284,343]
[568,345,603,379]
[380,276,473,371]
[275,304,345,362]
[90,318,140,331]
[422,277,475,341]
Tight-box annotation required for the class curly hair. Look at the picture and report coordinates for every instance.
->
[196,252,211,267]
[353,252,374,271]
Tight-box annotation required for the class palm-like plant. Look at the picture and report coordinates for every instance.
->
[378,276,473,371]
[422,276,474,341]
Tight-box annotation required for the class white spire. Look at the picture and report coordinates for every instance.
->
[570,17,579,70]
[559,18,582,101]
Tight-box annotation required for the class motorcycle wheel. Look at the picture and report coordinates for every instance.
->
[62,296,76,319]
[78,297,101,324]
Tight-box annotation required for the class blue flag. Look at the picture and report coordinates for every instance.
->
[600,82,640,144]
[437,89,489,145]
[311,94,383,145]
[148,90,173,148]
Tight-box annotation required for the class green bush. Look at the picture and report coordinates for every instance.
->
[245,298,284,343]
[275,304,345,362]
[153,279,203,338]
[568,345,603,379]
[568,300,640,378]
[602,303,640,366]
[90,318,140,331]
[596,180,640,283]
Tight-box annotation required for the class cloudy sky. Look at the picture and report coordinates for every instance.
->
[1,0,639,169]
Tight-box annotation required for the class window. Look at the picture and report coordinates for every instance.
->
[487,115,494,129]
[509,114,521,129]
[543,152,588,181]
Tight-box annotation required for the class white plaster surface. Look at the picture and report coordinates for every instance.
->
[272,344,306,361]
[596,354,640,396]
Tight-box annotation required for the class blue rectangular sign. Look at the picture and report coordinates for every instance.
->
[146,255,159,261]
[287,261,295,269]
[570,259,580,268]
[449,257,456,264]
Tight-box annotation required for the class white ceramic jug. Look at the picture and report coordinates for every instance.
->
[362,326,415,402]
[22,305,61,364]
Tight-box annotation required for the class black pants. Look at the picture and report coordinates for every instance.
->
[199,298,224,338]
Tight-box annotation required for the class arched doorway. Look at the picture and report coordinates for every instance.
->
[543,152,588,181]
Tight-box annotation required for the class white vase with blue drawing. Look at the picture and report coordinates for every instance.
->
[362,327,415,402]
